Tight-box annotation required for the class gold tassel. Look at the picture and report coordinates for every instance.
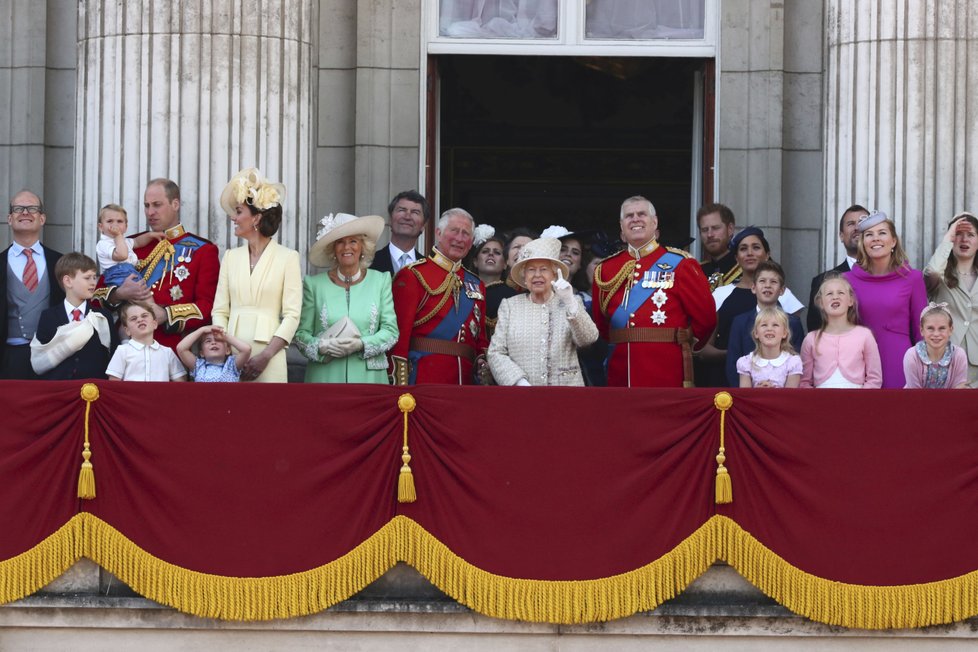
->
[78,383,100,499]
[713,391,733,504]
[397,393,417,503]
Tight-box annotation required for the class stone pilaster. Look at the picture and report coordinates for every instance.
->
[0,0,76,252]
[824,0,978,266]
[74,1,313,258]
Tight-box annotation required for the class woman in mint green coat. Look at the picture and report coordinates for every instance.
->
[295,213,398,383]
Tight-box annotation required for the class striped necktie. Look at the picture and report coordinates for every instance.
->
[22,249,38,292]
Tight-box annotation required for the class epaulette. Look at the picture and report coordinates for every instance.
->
[666,246,693,259]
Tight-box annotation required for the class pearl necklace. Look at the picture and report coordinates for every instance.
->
[339,268,362,284]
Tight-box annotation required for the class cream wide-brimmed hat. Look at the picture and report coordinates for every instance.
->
[508,237,570,289]
[308,212,385,268]
[220,168,286,216]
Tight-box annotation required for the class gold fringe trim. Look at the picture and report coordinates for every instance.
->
[0,517,83,604]
[396,516,717,624]
[5,514,978,627]
[716,515,978,629]
[80,513,400,621]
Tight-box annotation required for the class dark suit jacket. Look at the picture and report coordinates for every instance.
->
[807,260,852,332]
[34,301,118,380]
[370,244,423,276]
[0,244,65,360]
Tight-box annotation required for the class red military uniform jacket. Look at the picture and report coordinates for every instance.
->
[96,224,219,350]
[390,248,488,385]
[592,240,716,387]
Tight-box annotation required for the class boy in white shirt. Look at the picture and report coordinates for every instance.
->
[106,301,187,381]
[95,204,163,286]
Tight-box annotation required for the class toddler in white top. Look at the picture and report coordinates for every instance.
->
[95,204,163,286]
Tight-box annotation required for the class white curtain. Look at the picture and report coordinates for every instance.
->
[439,0,558,38]
[585,0,704,40]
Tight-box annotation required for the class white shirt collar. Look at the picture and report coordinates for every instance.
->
[752,351,791,367]
[64,299,86,319]
[127,339,160,351]
[845,255,857,269]
[10,240,42,257]
[389,242,415,260]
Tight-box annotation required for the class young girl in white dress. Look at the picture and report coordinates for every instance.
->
[736,306,803,387]
[800,274,882,388]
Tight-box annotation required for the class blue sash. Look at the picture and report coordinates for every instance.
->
[141,234,209,287]
[609,251,683,330]
[408,270,477,384]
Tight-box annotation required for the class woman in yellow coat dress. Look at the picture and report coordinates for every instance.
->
[211,169,303,382]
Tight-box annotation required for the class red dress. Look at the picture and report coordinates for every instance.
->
[592,241,716,387]
[390,249,487,385]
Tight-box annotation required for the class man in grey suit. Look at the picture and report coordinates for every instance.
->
[370,190,428,277]
[1,190,64,379]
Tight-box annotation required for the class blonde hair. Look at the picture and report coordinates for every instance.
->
[749,307,795,366]
[97,203,127,224]
[320,234,377,271]
[813,273,859,354]
[855,218,909,274]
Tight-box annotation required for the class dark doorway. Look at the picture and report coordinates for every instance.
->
[436,55,704,247]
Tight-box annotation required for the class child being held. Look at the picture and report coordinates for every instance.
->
[106,301,187,381]
[736,306,802,387]
[725,261,805,386]
[800,274,882,388]
[176,324,252,382]
[30,253,118,379]
[902,302,969,388]
[95,204,163,286]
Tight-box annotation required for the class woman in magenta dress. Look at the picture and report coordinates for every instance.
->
[844,211,928,388]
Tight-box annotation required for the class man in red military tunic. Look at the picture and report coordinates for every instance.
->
[390,208,488,385]
[95,179,219,350]
[592,196,716,387]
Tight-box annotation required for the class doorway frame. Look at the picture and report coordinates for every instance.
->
[417,2,721,251]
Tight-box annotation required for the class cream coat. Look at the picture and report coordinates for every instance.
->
[488,293,598,386]
[212,240,303,382]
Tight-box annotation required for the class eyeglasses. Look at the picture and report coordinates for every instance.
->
[10,205,42,215]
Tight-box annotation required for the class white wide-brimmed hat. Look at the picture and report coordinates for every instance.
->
[220,168,286,216]
[509,237,570,289]
[308,212,385,268]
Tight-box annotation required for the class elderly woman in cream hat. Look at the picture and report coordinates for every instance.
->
[488,237,598,386]
[212,168,302,382]
[294,212,399,383]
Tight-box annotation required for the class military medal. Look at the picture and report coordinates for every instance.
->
[177,247,186,263]
[170,286,184,301]
[174,265,190,282]
[652,288,668,308]
[651,310,667,325]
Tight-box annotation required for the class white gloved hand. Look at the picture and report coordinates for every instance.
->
[318,337,340,357]
[516,378,532,387]
[336,336,364,356]
[551,269,577,314]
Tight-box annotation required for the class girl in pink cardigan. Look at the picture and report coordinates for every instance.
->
[800,275,882,388]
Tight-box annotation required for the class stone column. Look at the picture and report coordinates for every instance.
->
[0,0,76,252]
[824,0,978,266]
[74,0,313,258]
